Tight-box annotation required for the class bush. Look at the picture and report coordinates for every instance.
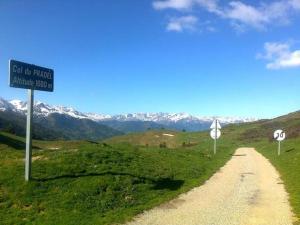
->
[159,142,167,148]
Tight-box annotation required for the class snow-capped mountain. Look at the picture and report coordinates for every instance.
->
[0,97,123,140]
[0,98,15,111]
[8,99,91,119]
[0,97,257,132]
[106,112,255,124]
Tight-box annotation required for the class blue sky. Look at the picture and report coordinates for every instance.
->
[0,0,300,118]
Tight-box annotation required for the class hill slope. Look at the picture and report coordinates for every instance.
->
[0,110,66,140]
[0,105,123,141]
[0,110,299,224]
[34,113,123,141]
[106,111,300,224]
[0,131,236,225]
[99,120,165,133]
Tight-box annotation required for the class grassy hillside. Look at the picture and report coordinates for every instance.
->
[35,113,123,141]
[0,110,67,140]
[98,120,164,133]
[106,130,180,148]
[0,131,236,225]
[0,110,299,224]
[107,113,300,224]
[0,110,123,141]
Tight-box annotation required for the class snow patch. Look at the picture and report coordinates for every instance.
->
[163,133,175,137]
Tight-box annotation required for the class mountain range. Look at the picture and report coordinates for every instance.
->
[0,97,257,140]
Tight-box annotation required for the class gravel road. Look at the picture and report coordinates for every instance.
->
[126,148,295,225]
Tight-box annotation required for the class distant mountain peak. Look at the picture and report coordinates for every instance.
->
[1,97,258,128]
[0,98,14,111]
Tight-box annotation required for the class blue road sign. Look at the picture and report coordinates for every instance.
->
[9,60,54,92]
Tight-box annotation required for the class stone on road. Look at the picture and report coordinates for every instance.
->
[126,148,294,225]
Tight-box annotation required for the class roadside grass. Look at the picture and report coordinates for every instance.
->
[0,132,236,225]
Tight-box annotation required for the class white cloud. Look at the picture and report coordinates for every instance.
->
[153,0,300,31]
[196,0,221,14]
[290,0,300,9]
[219,1,295,30]
[153,0,222,13]
[224,2,268,29]
[166,15,198,32]
[153,0,194,10]
[259,42,300,69]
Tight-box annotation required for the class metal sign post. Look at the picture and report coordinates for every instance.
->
[25,89,34,181]
[214,119,217,155]
[273,129,286,156]
[214,133,217,155]
[9,59,54,181]
[210,119,221,155]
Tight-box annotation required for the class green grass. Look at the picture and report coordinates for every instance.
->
[0,131,236,225]
[1,112,300,225]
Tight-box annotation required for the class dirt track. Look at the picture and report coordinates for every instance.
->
[126,148,295,225]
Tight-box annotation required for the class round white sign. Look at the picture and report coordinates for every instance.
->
[210,129,221,140]
[274,130,286,141]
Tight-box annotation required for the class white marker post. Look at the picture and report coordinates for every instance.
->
[273,129,286,156]
[210,119,221,154]
[9,60,54,181]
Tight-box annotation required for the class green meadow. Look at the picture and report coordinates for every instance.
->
[0,110,300,225]
[0,131,236,225]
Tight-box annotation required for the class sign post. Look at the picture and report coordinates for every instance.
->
[25,89,34,181]
[210,119,221,154]
[9,60,54,181]
[273,129,286,156]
